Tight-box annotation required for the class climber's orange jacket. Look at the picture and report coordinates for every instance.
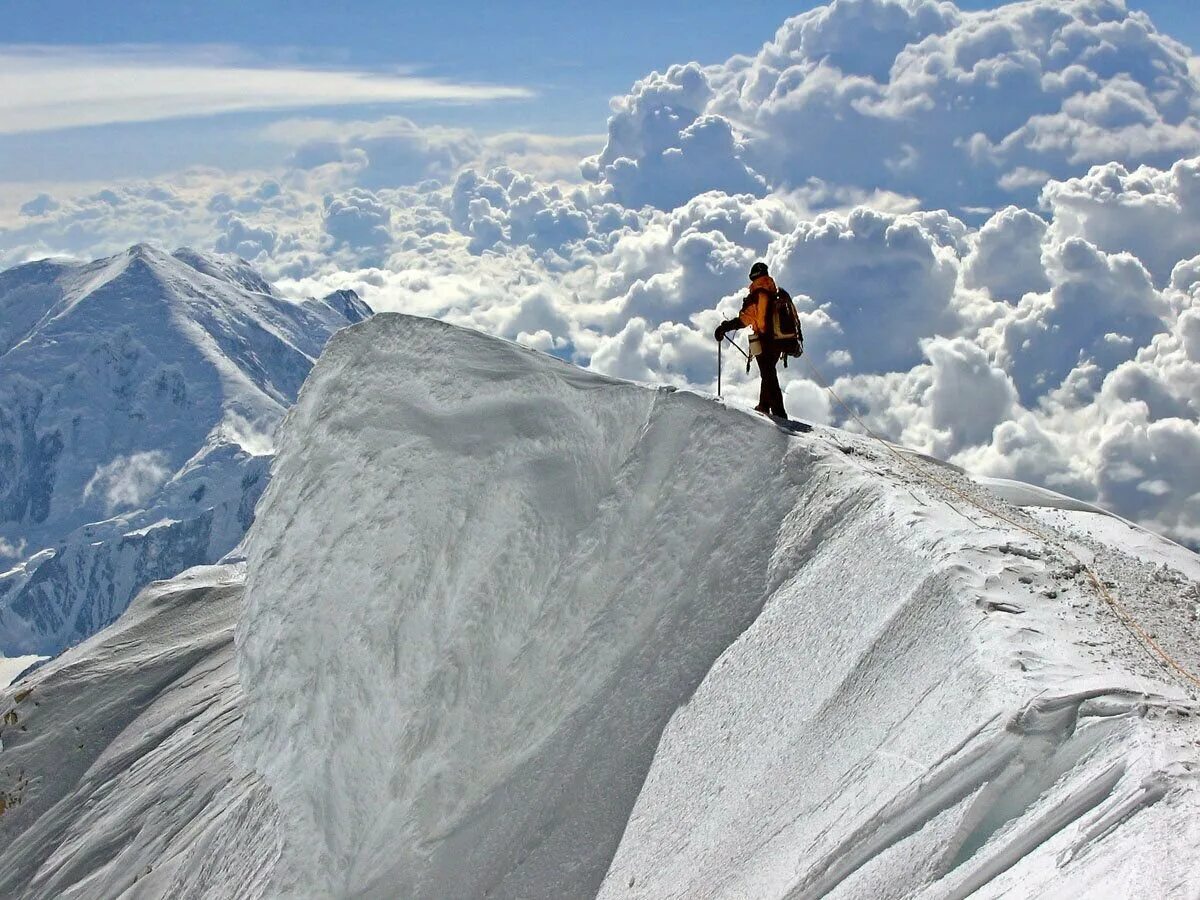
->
[737,274,777,335]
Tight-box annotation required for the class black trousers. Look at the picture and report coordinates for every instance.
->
[755,346,787,418]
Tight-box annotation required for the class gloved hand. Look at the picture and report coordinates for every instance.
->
[713,324,727,342]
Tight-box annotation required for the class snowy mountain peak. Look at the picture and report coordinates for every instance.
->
[0,247,371,656]
[320,287,372,324]
[125,241,164,260]
[0,244,275,358]
[85,242,183,295]
[171,246,279,297]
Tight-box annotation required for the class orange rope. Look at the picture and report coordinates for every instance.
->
[803,356,1200,695]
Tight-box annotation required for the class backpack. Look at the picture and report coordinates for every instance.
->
[769,288,804,363]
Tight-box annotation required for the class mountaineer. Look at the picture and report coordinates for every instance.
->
[713,261,803,420]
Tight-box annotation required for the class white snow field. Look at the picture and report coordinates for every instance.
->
[2,313,1199,898]
[0,245,370,657]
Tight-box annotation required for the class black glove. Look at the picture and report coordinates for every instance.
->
[714,318,740,342]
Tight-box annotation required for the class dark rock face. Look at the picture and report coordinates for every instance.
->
[0,385,62,529]
[8,514,213,655]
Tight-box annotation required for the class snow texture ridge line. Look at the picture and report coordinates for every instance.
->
[784,689,1152,899]
[805,351,1200,694]
[238,313,825,897]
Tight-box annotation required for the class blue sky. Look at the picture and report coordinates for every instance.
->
[2,0,1197,186]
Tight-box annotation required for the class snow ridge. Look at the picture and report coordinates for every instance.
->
[0,313,1196,898]
[237,314,1200,898]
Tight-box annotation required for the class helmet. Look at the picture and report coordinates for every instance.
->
[749,261,769,280]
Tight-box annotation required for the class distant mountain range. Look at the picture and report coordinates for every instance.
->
[0,244,370,656]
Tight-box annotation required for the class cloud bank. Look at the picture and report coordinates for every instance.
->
[4,0,1200,549]
[584,0,1200,214]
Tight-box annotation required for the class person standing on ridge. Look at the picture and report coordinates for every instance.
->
[713,261,803,420]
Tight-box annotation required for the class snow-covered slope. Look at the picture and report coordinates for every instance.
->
[0,245,370,658]
[1,313,1198,898]
[0,564,279,898]
[238,314,1199,898]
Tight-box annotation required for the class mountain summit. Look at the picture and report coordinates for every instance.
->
[0,244,370,656]
[1,313,1196,898]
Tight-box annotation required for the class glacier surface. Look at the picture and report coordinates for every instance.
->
[1,313,1198,898]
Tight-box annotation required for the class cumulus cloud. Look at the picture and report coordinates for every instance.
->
[590,318,690,384]
[771,207,969,373]
[582,63,767,211]
[923,337,1020,452]
[986,237,1168,402]
[1070,300,1200,543]
[0,45,531,134]
[962,206,1051,302]
[1,179,215,268]
[585,0,1200,212]
[1042,157,1200,287]
[323,190,393,251]
[83,451,172,513]
[0,166,358,270]
[18,193,58,217]
[214,214,279,261]
[0,537,27,561]
[449,167,637,258]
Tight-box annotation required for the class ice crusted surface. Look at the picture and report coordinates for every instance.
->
[0,244,370,656]
[236,314,1200,899]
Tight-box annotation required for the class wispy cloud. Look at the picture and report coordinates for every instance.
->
[0,45,533,135]
[83,451,172,513]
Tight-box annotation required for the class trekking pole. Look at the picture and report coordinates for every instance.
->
[718,339,722,399]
